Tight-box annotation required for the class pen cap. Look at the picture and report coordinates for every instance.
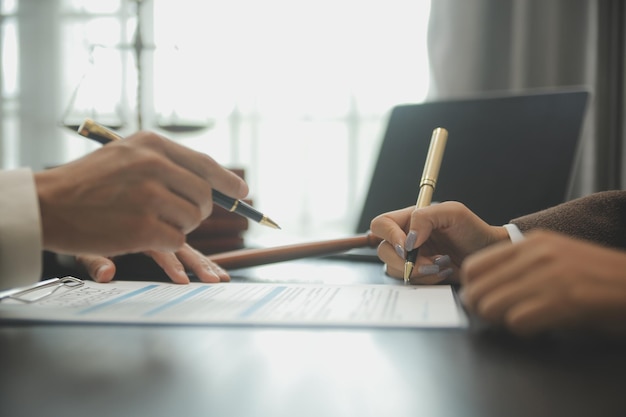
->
[415,127,448,208]
[419,127,448,188]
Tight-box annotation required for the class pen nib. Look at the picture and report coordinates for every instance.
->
[260,216,281,230]
[403,262,414,284]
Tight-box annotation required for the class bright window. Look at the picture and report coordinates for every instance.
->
[151,0,432,242]
[1,0,431,242]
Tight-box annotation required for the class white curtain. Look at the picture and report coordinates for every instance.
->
[426,0,626,197]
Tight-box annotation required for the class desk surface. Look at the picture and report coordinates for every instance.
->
[2,258,626,417]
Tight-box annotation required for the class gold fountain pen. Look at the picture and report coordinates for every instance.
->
[404,127,448,283]
[77,118,281,230]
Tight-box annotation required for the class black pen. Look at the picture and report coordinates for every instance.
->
[404,127,448,283]
[77,118,281,230]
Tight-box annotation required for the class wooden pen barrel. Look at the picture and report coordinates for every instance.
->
[207,232,383,270]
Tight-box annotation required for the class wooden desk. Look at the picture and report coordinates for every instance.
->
[2,258,626,417]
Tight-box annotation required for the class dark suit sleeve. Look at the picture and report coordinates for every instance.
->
[510,190,626,249]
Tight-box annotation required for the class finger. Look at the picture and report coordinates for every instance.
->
[108,139,215,217]
[175,244,230,283]
[383,263,404,280]
[411,269,450,285]
[129,132,249,199]
[381,257,453,285]
[370,207,413,256]
[406,201,481,249]
[129,180,205,234]
[462,236,563,315]
[411,256,455,284]
[461,247,531,312]
[379,240,454,284]
[75,254,116,283]
[501,255,626,336]
[120,216,187,254]
[145,250,190,284]
[377,240,406,274]
[462,232,566,310]
[473,268,547,322]
[504,295,578,336]
[377,240,442,282]
[106,145,212,224]
[147,160,214,220]
[460,239,520,286]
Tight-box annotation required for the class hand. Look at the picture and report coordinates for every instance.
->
[369,202,509,284]
[76,243,230,284]
[461,230,626,336]
[34,131,248,257]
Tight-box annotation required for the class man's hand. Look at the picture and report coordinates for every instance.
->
[34,131,248,257]
[76,244,230,284]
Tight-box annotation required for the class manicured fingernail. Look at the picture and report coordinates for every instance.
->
[417,264,440,275]
[394,244,405,259]
[405,231,417,251]
[434,255,451,268]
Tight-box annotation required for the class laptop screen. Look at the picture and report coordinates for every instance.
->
[356,89,589,233]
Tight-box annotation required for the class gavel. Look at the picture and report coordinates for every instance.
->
[206,232,383,269]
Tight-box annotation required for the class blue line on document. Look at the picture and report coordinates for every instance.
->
[238,286,286,318]
[142,286,212,317]
[76,284,159,315]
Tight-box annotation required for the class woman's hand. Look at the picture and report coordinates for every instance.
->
[370,201,509,284]
[461,230,626,336]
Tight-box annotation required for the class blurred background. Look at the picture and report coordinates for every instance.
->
[1,0,624,246]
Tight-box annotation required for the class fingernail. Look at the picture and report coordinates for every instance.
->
[417,264,440,275]
[208,265,227,282]
[405,231,417,251]
[95,265,108,281]
[175,269,190,284]
[207,272,221,283]
[394,244,405,259]
[434,255,451,268]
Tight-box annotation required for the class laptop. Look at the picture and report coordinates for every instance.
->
[344,89,589,261]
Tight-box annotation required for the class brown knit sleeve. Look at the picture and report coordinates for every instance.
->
[510,190,626,249]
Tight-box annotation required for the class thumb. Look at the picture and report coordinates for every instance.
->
[75,254,117,282]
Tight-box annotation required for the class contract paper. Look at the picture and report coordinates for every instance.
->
[0,279,466,328]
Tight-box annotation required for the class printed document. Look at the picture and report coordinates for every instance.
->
[0,279,466,328]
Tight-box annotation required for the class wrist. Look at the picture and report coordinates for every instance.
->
[33,169,66,251]
[488,225,514,244]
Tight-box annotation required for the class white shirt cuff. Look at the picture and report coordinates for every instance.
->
[0,168,43,290]
[503,223,525,243]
